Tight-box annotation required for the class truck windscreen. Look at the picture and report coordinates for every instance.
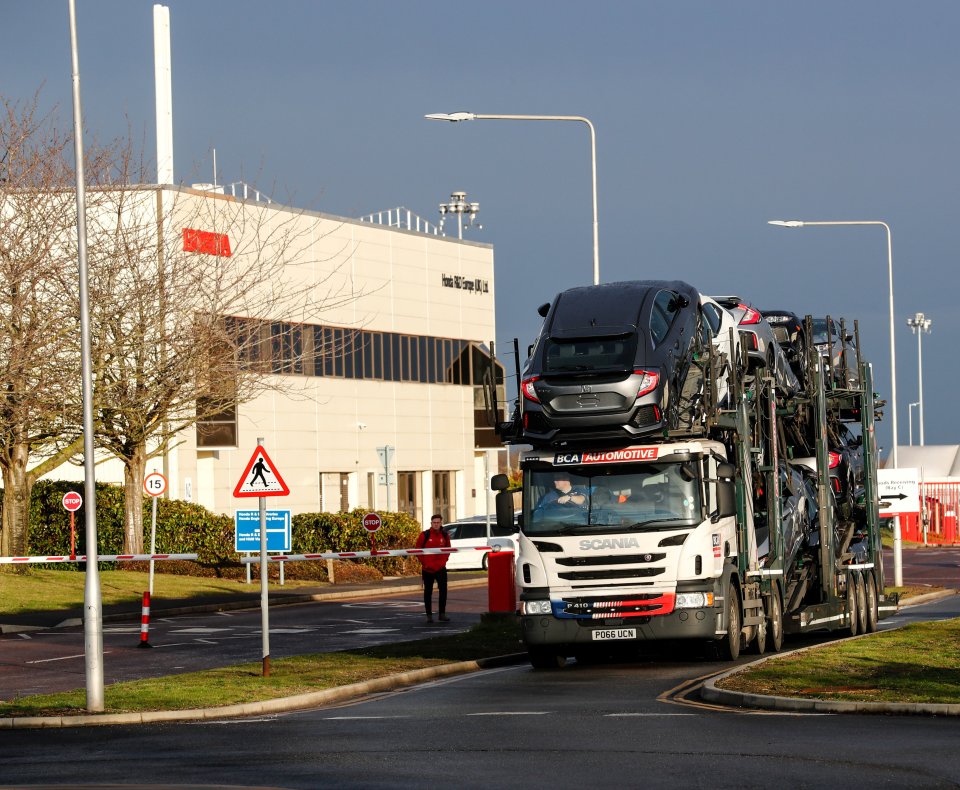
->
[523,462,702,536]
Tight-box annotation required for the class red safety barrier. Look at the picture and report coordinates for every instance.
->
[487,551,517,614]
[138,590,153,649]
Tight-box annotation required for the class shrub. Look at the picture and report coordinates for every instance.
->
[5,482,424,580]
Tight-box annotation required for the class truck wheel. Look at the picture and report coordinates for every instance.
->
[767,590,784,653]
[749,599,767,655]
[864,572,879,633]
[716,585,742,661]
[528,647,567,670]
[855,573,868,635]
[845,572,859,637]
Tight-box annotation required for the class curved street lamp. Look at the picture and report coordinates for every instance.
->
[768,218,901,586]
[425,112,599,286]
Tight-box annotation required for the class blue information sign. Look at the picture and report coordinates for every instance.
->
[234,509,292,552]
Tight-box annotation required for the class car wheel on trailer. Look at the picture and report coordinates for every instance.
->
[767,589,784,653]
[716,584,742,661]
[528,647,567,670]
[864,571,879,633]
[854,572,868,635]
[845,572,859,637]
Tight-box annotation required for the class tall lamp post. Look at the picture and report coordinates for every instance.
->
[908,401,920,446]
[906,312,931,446]
[425,112,599,285]
[768,219,901,585]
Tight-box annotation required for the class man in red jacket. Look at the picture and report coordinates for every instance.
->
[415,514,451,623]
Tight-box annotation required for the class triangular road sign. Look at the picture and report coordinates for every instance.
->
[233,446,290,498]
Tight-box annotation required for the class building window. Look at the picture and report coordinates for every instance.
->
[196,396,237,448]
[398,471,420,522]
[433,471,454,522]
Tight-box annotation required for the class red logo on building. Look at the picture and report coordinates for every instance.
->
[183,228,232,257]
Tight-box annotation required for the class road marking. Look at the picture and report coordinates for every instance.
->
[17,633,32,639]
[324,715,412,720]
[342,628,399,634]
[466,711,550,716]
[27,651,112,664]
[170,627,232,634]
[606,712,697,717]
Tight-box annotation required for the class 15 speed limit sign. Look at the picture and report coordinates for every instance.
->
[143,472,168,498]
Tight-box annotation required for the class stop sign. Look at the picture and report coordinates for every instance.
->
[362,512,382,533]
[62,491,83,512]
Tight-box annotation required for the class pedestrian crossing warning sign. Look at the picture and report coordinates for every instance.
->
[233,446,290,498]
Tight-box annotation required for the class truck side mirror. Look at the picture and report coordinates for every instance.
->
[495,490,515,532]
[537,302,550,318]
[491,474,509,491]
[716,463,736,519]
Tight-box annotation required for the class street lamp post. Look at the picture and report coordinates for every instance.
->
[425,112,599,285]
[768,218,901,585]
[908,401,920,446]
[906,312,931,446]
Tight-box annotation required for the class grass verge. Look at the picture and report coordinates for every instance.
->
[0,568,329,615]
[0,618,523,718]
[718,617,960,704]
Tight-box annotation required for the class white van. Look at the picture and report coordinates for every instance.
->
[443,516,519,570]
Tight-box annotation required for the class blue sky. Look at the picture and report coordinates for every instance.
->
[4,1,958,454]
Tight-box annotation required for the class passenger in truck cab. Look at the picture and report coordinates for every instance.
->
[537,472,588,508]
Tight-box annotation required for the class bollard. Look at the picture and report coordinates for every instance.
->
[138,590,153,648]
[487,550,517,614]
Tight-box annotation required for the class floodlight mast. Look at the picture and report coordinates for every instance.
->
[425,111,599,285]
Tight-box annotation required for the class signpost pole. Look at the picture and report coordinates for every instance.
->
[70,512,76,560]
[258,438,270,677]
[148,494,158,596]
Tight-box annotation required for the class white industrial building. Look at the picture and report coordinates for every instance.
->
[52,185,505,527]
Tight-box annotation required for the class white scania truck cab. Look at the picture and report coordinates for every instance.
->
[504,440,755,668]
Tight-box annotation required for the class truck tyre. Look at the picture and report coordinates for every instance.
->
[750,605,768,655]
[845,572,859,637]
[528,647,567,670]
[864,572,879,633]
[854,573,868,636]
[767,590,784,653]
[716,585,742,661]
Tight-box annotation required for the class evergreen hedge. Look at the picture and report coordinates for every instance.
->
[3,481,424,578]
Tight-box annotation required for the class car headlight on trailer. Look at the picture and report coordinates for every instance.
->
[521,600,552,615]
[675,592,714,609]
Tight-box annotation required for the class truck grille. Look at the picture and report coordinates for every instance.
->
[558,593,675,618]
[555,553,665,566]
[557,567,665,581]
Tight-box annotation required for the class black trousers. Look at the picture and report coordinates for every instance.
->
[422,568,448,615]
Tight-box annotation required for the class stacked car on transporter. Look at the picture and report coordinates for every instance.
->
[488,280,894,668]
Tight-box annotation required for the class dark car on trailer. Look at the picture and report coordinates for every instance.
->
[518,280,704,445]
[711,296,800,395]
[760,308,809,388]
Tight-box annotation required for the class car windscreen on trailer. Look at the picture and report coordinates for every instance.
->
[523,462,702,536]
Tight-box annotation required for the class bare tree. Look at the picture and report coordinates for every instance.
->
[85,161,362,553]
[0,95,88,556]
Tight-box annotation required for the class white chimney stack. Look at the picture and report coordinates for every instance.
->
[153,4,174,185]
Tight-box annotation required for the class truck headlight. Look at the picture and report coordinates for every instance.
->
[521,600,552,615]
[675,592,714,609]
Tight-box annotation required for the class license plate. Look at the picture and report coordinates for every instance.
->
[591,628,636,641]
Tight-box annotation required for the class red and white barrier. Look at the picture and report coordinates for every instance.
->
[238,546,496,563]
[0,553,199,565]
[138,590,153,649]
